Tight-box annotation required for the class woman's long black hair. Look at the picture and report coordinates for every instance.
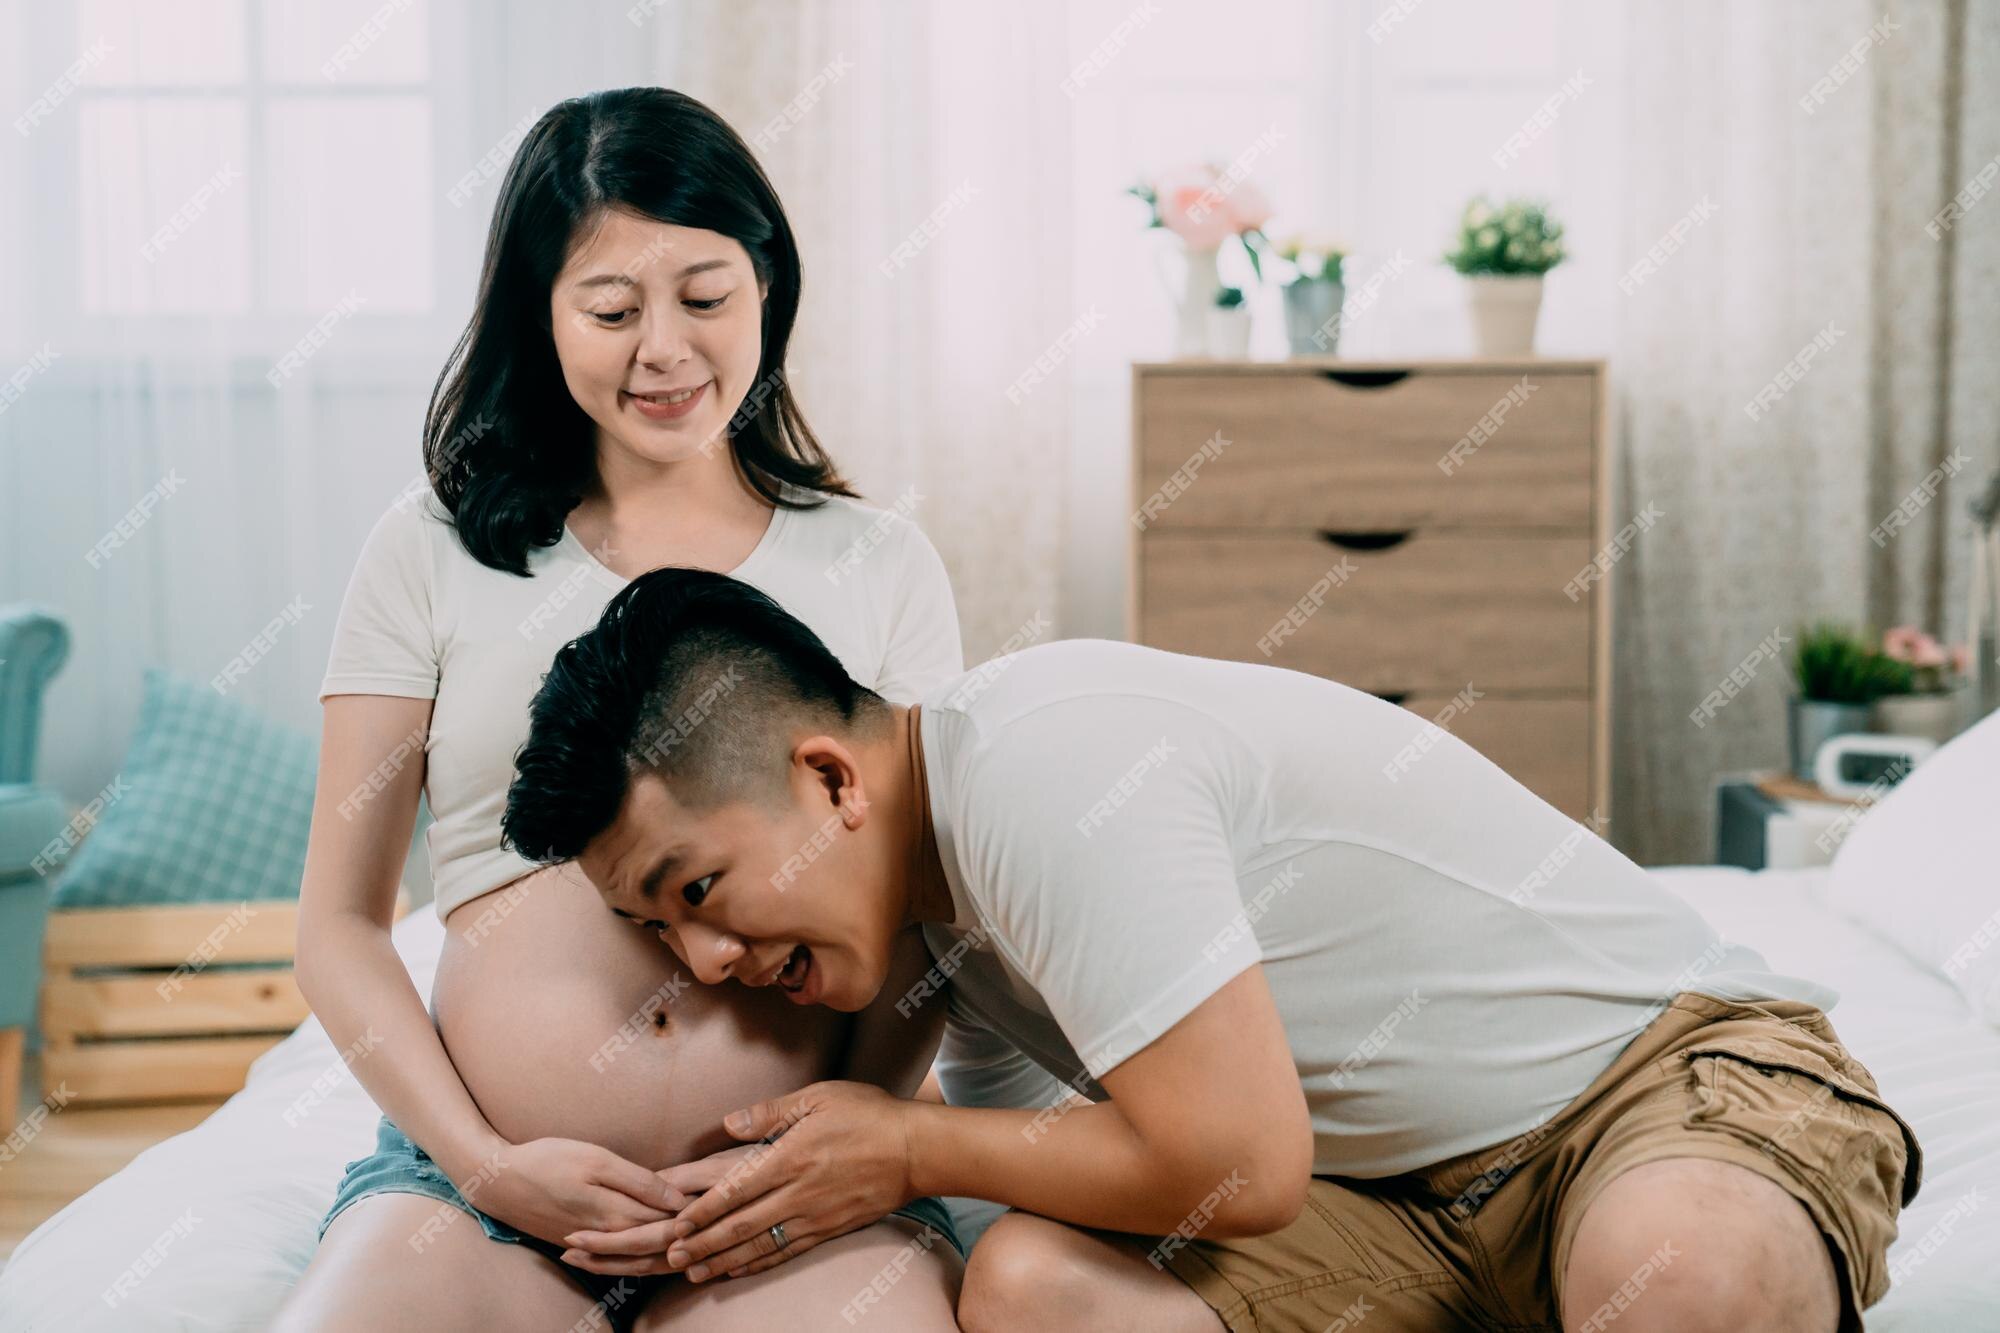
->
[423,86,854,575]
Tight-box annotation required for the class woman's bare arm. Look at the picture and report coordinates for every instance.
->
[293,694,507,1181]
[294,695,680,1240]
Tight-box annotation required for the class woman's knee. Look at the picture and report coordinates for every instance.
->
[634,1218,961,1331]
[958,1212,1099,1333]
[958,1211,1222,1333]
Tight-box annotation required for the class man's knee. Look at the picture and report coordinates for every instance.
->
[958,1212,1098,1333]
[1561,1158,1840,1333]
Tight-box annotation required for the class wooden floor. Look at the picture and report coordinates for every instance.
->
[0,1053,221,1262]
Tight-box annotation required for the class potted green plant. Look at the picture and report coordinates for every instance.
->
[1275,234,1348,355]
[1444,196,1565,356]
[1788,622,1909,781]
[1872,626,1971,744]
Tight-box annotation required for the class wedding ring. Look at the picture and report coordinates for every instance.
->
[769,1221,791,1251]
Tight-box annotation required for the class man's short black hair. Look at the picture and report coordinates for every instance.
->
[501,567,890,865]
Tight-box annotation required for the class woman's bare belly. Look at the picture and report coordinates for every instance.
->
[432,863,851,1170]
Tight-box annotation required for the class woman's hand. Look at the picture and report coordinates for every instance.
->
[556,1143,759,1276]
[659,1143,760,1199]
[561,1081,918,1282]
[463,1137,686,1246]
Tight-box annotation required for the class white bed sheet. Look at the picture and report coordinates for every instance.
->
[0,911,446,1332]
[3,873,1996,1330]
[1653,864,2000,1333]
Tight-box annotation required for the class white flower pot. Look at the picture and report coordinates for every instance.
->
[1205,304,1252,359]
[1871,689,1967,745]
[1464,274,1544,356]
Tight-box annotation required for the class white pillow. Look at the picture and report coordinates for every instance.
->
[1824,707,2000,1025]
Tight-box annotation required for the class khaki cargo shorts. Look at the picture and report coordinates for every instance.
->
[1161,993,1923,1332]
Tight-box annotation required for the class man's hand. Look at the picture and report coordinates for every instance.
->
[566,1081,918,1283]
[469,1137,686,1247]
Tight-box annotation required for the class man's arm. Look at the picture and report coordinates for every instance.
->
[563,965,1311,1281]
[913,963,1310,1238]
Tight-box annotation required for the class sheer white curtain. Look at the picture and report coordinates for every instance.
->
[0,0,1083,820]
[655,0,1077,660]
[1609,0,2000,861]
[2,0,467,811]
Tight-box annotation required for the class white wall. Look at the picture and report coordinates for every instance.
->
[1058,0,1627,637]
[3,0,1632,814]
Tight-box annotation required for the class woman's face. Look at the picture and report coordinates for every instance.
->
[549,208,765,466]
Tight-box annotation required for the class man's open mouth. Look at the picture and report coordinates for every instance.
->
[777,944,813,992]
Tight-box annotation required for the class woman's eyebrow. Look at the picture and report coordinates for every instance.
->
[572,258,733,290]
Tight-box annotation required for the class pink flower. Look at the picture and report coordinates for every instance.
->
[1154,166,1238,250]
[1949,643,1971,677]
[1148,163,1270,250]
[1224,179,1272,232]
[1881,625,1942,665]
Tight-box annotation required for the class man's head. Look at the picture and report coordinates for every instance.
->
[502,567,910,1010]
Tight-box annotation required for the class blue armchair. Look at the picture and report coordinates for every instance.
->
[0,604,71,1115]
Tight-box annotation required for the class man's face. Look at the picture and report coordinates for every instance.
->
[576,760,899,1013]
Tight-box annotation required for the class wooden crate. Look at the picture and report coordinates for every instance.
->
[38,898,398,1106]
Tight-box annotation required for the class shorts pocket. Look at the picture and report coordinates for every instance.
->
[1682,1033,1920,1208]
[1682,1032,1920,1310]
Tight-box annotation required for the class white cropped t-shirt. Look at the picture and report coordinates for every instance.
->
[319,484,964,919]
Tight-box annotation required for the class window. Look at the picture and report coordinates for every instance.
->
[55,0,436,321]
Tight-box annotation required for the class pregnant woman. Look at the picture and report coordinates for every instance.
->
[276,88,966,1331]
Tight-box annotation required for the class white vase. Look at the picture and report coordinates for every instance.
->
[1206,304,1251,359]
[1464,274,1544,356]
[1174,245,1222,358]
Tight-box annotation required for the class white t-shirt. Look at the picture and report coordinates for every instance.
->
[918,639,1832,1178]
[320,485,963,919]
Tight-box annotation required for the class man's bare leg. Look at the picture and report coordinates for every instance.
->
[1561,1158,1841,1333]
[956,1211,1222,1333]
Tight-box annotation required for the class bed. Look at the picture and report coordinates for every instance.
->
[4,755,1996,1329]
[1648,864,2000,1330]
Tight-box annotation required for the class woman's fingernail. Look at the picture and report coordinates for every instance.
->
[688,1263,710,1282]
[725,1111,750,1133]
[667,1246,688,1267]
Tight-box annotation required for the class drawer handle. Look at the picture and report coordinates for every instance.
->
[1372,690,1410,706]
[1316,528,1411,551]
[1319,369,1411,390]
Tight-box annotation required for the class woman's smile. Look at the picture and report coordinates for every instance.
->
[622,380,710,422]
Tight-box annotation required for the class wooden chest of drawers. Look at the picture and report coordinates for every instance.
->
[1128,359,1610,825]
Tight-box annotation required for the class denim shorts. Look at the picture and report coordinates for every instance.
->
[321,1116,965,1322]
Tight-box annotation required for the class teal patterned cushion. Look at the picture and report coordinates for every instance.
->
[50,669,318,908]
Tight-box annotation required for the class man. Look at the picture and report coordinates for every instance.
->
[501,568,1920,1333]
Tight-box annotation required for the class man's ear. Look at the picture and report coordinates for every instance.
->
[794,734,868,827]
